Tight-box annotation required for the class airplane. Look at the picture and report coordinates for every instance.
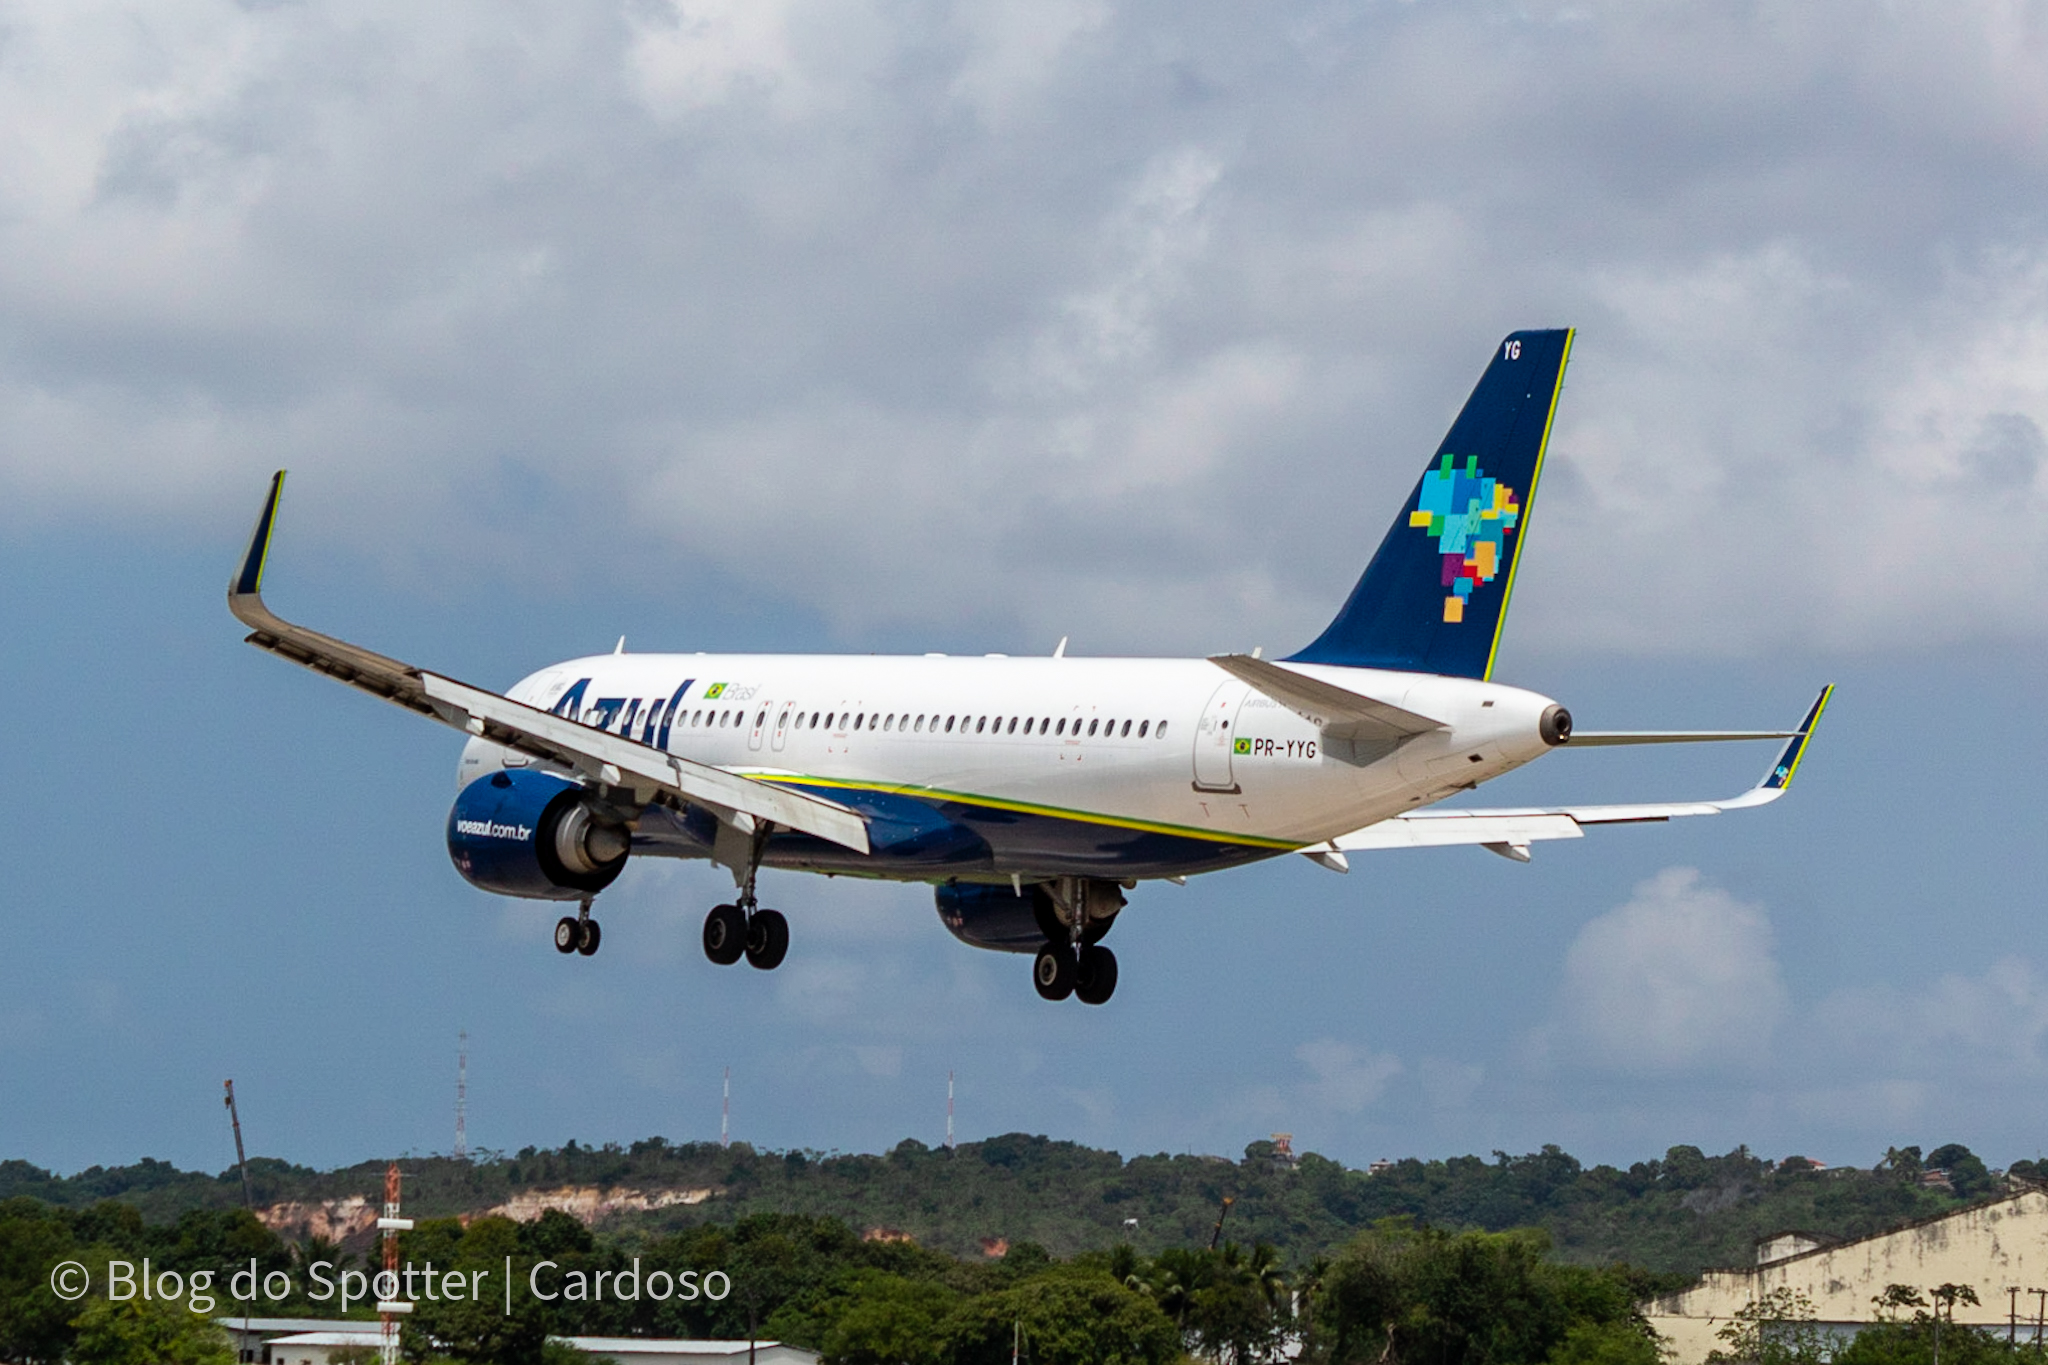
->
[229,328,1830,1005]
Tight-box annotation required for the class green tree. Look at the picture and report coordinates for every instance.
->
[0,1198,80,1365]
[1705,1287,1829,1365]
[1548,1321,1662,1365]
[68,1297,234,1365]
[812,1270,959,1365]
[940,1266,1181,1365]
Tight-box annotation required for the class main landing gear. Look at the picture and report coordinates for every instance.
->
[1033,941,1118,1005]
[701,833,789,971]
[554,898,602,957]
[1031,877,1124,1005]
[703,902,788,970]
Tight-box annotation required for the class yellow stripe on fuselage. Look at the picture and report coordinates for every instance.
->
[741,772,1303,851]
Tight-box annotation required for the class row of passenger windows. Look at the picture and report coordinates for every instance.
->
[671,708,1169,741]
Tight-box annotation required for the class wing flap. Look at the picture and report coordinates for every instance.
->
[418,674,870,853]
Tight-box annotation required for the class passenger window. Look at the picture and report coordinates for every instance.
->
[1088,719,1099,736]
[1055,718,1065,735]
[779,710,790,728]
[915,715,925,732]
[975,717,985,733]
[854,714,864,730]
[1120,719,1131,737]
[756,710,767,728]
[1006,717,1017,734]
[1138,720,1149,737]
[946,716,956,732]
[1157,720,1168,738]
[883,715,893,732]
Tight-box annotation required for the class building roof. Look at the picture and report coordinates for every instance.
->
[216,1319,380,1335]
[564,1338,800,1357]
[268,1333,384,1347]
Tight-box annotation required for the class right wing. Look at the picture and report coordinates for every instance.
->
[1305,685,1832,867]
[228,471,870,855]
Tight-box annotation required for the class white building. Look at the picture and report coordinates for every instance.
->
[218,1320,816,1365]
[1645,1189,2048,1364]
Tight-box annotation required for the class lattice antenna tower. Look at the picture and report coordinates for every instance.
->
[375,1164,414,1365]
[721,1067,731,1149]
[454,1030,468,1161]
[945,1071,955,1151]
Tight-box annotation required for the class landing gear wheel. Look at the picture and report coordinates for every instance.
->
[576,918,602,956]
[554,917,580,954]
[1074,944,1118,1004]
[745,909,789,970]
[1033,944,1076,1001]
[703,904,747,965]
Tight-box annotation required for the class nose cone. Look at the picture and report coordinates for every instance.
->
[1540,704,1573,746]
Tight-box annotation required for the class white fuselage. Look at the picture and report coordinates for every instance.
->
[458,653,1561,882]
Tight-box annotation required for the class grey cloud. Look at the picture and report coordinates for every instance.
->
[0,0,2044,654]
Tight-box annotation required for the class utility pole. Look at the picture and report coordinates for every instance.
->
[454,1031,469,1161]
[222,1081,253,1210]
[1209,1195,1236,1251]
[945,1071,955,1151]
[721,1067,731,1149]
[2031,1287,2045,1349]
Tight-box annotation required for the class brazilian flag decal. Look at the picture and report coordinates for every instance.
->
[1233,738,1251,755]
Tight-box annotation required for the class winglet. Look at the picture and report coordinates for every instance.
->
[1715,685,1834,811]
[232,470,287,600]
[1759,684,1834,792]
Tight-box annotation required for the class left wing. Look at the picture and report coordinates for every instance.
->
[1302,686,1833,868]
[228,471,872,855]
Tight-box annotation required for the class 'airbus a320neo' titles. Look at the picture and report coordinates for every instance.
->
[230,329,1829,1004]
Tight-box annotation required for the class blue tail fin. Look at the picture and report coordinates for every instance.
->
[1286,329,1573,680]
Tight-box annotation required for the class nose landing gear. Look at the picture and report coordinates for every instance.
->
[554,898,602,956]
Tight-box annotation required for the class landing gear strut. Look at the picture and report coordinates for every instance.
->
[555,898,601,957]
[701,822,790,971]
[1030,877,1124,1004]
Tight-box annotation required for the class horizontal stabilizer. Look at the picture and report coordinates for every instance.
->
[228,471,870,855]
[1563,729,1798,747]
[1307,686,1833,863]
[1208,654,1443,743]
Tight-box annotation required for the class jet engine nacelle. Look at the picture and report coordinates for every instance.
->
[934,882,1059,954]
[447,769,629,901]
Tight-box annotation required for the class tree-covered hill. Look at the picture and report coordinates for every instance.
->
[0,1137,2023,1276]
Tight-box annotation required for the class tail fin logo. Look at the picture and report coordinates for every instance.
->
[1408,453,1522,623]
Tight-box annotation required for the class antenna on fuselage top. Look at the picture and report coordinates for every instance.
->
[614,636,626,654]
[1053,636,1067,658]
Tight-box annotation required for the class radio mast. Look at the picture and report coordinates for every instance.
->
[945,1071,955,1151]
[375,1164,414,1365]
[454,1031,468,1160]
[721,1067,731,1149]
[222,1081,253,1209]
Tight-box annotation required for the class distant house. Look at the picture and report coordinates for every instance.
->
[1644,1189,2048,1364]
[217,1316,377,1365]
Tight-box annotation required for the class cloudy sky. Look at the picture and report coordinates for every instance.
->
[2,0,2044,1181]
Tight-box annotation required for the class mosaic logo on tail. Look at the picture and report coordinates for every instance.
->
[1408,453,1521,623]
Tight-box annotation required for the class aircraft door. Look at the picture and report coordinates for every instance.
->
[747,700,774,752]
[1193,681,1249,792]
[771,703,792,752]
